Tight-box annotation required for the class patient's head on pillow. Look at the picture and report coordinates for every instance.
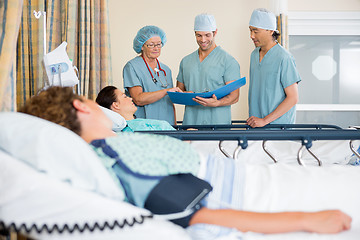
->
[96,86,118,109]
[19,86,82,135]
[19,86,124,140]
[96,86,137,120]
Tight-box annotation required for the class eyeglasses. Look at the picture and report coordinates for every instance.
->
[145,42,163,49]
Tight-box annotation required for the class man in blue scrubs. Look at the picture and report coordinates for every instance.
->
[247,8,301,128]
[176,14,241,125]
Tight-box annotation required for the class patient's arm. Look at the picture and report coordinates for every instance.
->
[190,208,351,234]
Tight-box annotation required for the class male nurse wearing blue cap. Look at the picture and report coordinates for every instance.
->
[247,8,301,128]
[176,14,241,125]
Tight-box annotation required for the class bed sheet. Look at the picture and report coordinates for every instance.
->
[0,149,251,240]
[2,147,360,240]
[241,163,360,240]
[189,152,360,240]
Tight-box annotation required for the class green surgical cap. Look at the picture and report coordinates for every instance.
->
[249,8,278,32]
[194,14,217,32]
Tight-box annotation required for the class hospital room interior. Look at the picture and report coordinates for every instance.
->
[1,0,360,239]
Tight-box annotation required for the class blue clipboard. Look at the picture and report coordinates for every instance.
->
[168,77,246,106]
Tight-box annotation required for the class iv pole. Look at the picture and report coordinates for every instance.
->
[33,9,80,94]
[33,10,46,56]
[33,10,50,87]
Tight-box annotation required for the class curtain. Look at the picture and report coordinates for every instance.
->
[16,0,113,108]
[16,0,45,108]
[46,0,113,99]
[277,13,288,49]
[0,0,23,111]
[271,0,288,49]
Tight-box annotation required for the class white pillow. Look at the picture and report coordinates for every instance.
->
[99,105,127,131]
[0,149,191,240]
[0,112,124,200]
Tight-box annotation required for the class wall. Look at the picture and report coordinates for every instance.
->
[108,0,360,121]
[108,0,269,121]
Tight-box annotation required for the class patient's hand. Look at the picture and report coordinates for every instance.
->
[303,210,352,233]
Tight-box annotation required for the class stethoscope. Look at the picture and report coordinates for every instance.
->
[142,56,168,88]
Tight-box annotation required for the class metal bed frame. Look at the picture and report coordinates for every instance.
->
[138,123,360,166]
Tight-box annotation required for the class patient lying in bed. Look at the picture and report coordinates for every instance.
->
[15,86,358,238]
[96,86,175,132]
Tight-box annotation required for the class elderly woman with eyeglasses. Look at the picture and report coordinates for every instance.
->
[123,26,181,125]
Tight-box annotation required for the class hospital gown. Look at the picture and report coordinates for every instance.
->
[122,118,175,132]
[177,46,240,125]
[90,132,246,239]
[90,133,200,207]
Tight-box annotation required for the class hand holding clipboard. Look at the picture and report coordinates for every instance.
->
[168,77,246,106]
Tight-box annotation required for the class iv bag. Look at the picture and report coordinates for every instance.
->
[43,42,79,87]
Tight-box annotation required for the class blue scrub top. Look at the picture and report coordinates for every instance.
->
[248,44,301,124]
[123,56,175,125]
[177,47,240,125]
[122,118,176,132]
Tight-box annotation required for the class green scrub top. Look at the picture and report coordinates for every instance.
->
[248,44,301,124]
[177,47,240,125]
[123,56,175,124]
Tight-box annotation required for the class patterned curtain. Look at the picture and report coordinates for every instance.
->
[0,0,23,111]
[16,0,45,108]
[271,0,288,49]
[16,0,113,108]
[277,13,288,49]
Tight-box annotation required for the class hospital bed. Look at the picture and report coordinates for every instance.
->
[1,112,360,240]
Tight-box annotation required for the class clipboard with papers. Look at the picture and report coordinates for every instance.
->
[168,77,246,106]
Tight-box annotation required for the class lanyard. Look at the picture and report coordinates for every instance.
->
[142,56,167,87]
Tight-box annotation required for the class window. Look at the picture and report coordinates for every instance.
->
[288,12,360,127]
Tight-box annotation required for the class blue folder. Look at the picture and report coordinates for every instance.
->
[168,77,246,106]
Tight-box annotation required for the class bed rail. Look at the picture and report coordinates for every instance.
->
[172,123,343,131]
[139,129,360,148]
[138,126,360,166]
[176,120,247,125]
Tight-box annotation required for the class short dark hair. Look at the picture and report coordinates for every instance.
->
[96,86,118,109]
[272,31,280,42]
[19,86,83,135]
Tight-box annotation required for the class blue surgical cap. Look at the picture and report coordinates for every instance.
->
[133,25,167,54]
[249,8,278,32]
[194,14,217,32]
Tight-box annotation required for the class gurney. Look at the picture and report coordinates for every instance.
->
[140,124,360,239]
[1,112,360,240]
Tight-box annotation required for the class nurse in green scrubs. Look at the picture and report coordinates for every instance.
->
[123,26,181,125]
[247,9,301,128]
[176,14,241,125]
